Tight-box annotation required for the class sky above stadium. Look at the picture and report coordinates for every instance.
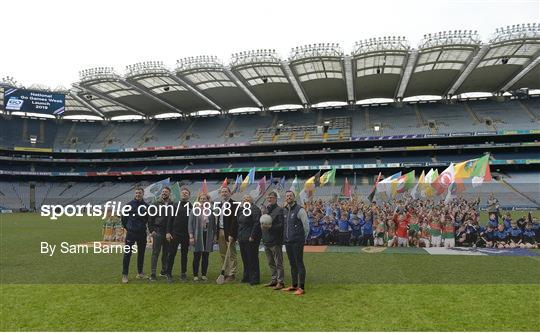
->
[1,0,538,88]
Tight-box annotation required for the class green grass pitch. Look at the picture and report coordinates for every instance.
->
[1,213,539,331]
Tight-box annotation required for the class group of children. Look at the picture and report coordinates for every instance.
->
[101,213,127,242]
[304,195,540,249]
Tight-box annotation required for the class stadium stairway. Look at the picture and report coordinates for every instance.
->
[463,102,482,125]
[499,179,539,207]
[517,100,539,122]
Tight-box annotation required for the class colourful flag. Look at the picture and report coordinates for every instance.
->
[240,167,256,192]
[303,170,321,194]
[393,170,415,195]
[278,176,286,189]
[411,170,425,199]
[232,174,242,193]
[169,181,181,202]
[249,176,267,199]
[143,178,170,203]
[376,171,402,197]
[472,159,492,188]
[432,163,455,195]
[423,168,438,198]
[319,168,336,187]
[201,179,208,194]
[455,159,477,179]
[367,172,382,202]
[342,177,351,197]
[290,175,300,197]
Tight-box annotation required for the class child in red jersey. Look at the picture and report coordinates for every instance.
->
[393,209,410,247]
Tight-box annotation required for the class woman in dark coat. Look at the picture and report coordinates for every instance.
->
[188,193,217,281]
[237,194,262,285]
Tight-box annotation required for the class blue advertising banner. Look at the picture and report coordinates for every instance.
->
[3,88,65,115]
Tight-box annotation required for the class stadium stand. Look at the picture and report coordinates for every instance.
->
[2,98,538,151]
[1,25,539,215]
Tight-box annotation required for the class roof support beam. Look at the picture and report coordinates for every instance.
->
[224,68,264,109]
[344,56,355,103]
[123,79,185,114]
[499,54,540,92]
[446,44,490,96]
[69,92,106,118]
[281,61,309,105]
[395,50,418,99]
[170,74,224,111]
[73,83,146,117]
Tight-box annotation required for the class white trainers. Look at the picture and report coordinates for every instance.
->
[201,276,208,281]
[122,275,128,283]
[193,276,199,282]
[136,273,146,279]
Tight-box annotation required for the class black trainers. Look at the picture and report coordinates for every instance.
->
[166,275,173,284]
[159,271,167,277]
[180,274,187,282]
[149,274,157,281]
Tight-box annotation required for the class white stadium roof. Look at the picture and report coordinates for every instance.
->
[1,23,539,119]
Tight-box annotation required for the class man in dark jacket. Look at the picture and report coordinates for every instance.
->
[217,186,239,282]
[121,187,148,283]
[261,191,285,289]
[237,194,262,285]
[281,190,309,295]
[148,187,174,281]
[165,187,192,282]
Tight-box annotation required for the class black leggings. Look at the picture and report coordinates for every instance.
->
[193,252,209,276]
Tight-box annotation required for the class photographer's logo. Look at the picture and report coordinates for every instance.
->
[6,97,24,111]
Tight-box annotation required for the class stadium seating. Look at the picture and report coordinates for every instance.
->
[467,99,539,131]
[1,98,538,150]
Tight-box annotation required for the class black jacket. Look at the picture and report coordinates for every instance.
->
[217,198,239,240]
[168,200,191,239]
[121,199,148,235]
[261,203,284,246]
[237,204,262,243]
[148,199,174,234]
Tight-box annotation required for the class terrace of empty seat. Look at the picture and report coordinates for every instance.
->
[182,116,228,145]
[226,113,273,144]
[468,100,538,131]
[366,105,426,136]
[141,119,191,147]
[417,103,482,133]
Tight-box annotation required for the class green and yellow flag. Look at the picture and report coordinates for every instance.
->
[319,168,336,187]
[455,154,490,179]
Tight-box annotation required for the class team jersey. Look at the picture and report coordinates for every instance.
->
[309,224,324,239]
[522,229,536,243]
[362,220,373,236]
[494,230,509,242]
[350,222,362,237]
[482,229,496,242]
[409,223,420,233]
[337,219,350,232]
[323,221,337,235]
[420,226,431,238]
[430,221,442,237]
[533,223,540,242]
[442,224,455,239]
[487,218,498,229]
[507,227,522,242]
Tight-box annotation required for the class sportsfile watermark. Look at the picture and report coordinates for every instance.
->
[40,201,252,220]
